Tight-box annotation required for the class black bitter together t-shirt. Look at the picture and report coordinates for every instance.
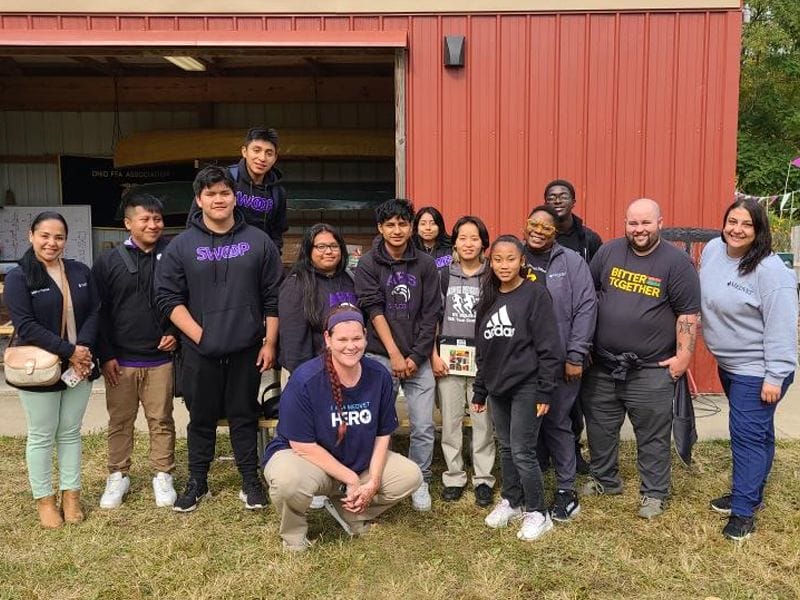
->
[589,238,700,363]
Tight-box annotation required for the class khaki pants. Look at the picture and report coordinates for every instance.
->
[264,449,422,547]
[437,374,496,488]
[106,363,176,475]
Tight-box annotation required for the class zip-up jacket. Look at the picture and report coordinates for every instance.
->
[556,214,603,263]
[187,159,288,252]
[354,237,443,367]
[523,242,597,365]
[92,237,178,364]
[278,268,357,372]
[414,238,454,272]
[4,259,100,391]
[472,280,563,405]
[155,208,281,358]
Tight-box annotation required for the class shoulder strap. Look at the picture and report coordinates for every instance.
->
[59,261,68,339]
[116,244,138,274]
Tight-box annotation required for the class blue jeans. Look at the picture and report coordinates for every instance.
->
[720,369,794,518]
[367,353,435,481]
[18,381,92,499]
[490,381,545,513]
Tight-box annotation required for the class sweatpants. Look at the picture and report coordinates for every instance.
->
[720,369,794,518]
[181,344,261,483]
[539,378,580,490]
[106,362,175,475]
[367,353,435,482]
[581,365,674,499]
[490,381,545,513]
[264,449,422,547]
[437,373,496,489]
[18,380,92,499]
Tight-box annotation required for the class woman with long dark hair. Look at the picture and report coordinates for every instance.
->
[473,235,563,542]
[4,211,100,528]
[263,304,423,551]
[412,206,453,270]
[700,198,797,541]
[278,223,356,380]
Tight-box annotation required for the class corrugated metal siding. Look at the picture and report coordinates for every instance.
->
[0,10,740,392]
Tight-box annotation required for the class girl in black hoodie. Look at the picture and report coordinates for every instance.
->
[473,235,563,542]
[412,206,453,271]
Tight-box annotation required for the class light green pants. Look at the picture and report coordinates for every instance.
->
[18,381,92,499]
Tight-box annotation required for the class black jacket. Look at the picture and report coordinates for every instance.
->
[472,280,563,405]
[4,259,100,391]
[556,214,603,263]
[187,160,288,253]
[278,269,357,372]
[92,237,177,364]
[155,209,281,357]
[354,237,442,367]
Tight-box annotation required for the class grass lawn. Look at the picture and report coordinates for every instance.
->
[0,433,799,600]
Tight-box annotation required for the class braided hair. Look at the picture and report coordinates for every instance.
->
[323,303,366,446]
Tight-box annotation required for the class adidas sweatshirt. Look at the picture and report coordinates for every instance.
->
[472,279,564,405]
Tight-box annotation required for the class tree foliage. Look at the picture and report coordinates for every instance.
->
[737,0,800,195]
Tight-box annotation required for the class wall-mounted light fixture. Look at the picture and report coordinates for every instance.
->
[443,35,465,68]
[164,56,206,72]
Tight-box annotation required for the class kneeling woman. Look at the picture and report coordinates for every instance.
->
[263,304,423,551]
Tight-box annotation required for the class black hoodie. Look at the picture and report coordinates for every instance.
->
[278,268,357,372]
[556,214,603,263]
[92,237,177,364]
[354,237,443,367]
[155,208,281,358]
[187,159,288,253]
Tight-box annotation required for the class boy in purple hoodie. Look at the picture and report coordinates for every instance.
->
[354,199,443,511]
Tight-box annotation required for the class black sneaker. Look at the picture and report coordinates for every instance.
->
[723,515,755,541]
[172,478,210,513]
[710,493,765,516]
[442,486,464,502]
[550,489,581,522]
[474,484,494,508]
[239,480,268,510]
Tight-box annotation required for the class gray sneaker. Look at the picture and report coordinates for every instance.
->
[638,495,666,519]
[580,477,624,497]
[411,481,432,512]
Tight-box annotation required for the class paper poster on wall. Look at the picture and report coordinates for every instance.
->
[0,205,93,270]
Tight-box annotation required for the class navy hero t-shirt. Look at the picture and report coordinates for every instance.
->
[262,355,398,473]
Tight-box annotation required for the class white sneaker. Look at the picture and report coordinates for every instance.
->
[309,495,328,510]
[411,482,432,512]
[516,510,554,541]
[484,498,523,528]
[99,472,130,509]
[152,472,177,507]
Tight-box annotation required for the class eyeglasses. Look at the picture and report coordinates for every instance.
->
[526,219,557,235]
[313,243,341,253]
[545,193,573,203]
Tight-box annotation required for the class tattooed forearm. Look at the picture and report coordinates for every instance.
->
[675,313,699,356]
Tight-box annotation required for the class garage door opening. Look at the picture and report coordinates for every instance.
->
[0,44,404,266]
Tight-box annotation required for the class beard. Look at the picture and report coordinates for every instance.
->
[626,231,660,254]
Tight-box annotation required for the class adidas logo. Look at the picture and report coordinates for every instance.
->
[483,305,515,339]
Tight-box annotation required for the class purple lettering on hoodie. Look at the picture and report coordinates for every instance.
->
[435,255,453,269]
[196,242,252,262]
[236,191,274,214]
[328,291,358,308]
[385,272,418,311]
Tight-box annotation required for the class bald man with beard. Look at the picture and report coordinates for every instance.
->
[579,199,701,519]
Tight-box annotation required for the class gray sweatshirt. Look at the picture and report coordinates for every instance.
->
[700,237,798,386]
